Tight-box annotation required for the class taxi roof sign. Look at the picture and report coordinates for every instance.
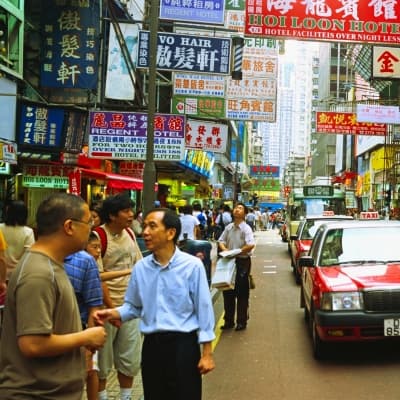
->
[359,211,380,220]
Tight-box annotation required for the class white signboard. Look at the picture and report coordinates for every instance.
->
[185,119,228,153]
[173,73,225,97]
[357,104,400,124]
[226,38,278,121]
[373,46,400,79]
[105,23,139,100]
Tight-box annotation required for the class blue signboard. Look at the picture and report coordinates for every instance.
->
[19,104,65,149]
[160,0,225,25]
[40,0,100,89]
[137,31,231,75]
[179,150,215,178]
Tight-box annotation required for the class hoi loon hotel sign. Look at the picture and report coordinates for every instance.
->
[246,0,400,44]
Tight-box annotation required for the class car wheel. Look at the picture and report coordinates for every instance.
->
[311,311,327,360]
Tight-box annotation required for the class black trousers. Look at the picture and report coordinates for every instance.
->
[141,331,201,400]
[223,257,251,326]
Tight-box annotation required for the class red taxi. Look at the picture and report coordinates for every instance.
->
[289,212,352,284]
[299,218,400,359]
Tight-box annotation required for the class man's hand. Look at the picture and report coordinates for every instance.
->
[198,353,215,375]
[92,308,121,327]
[84,326,107,351]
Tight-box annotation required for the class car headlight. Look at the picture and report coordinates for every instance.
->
[320,292,363,311]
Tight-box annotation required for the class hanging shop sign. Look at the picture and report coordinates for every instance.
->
[250,165,280,178]
[316,112,387,136]
[172,95,225,119]
[185,119,228,153]
[105,23,139,100]
[18,104,65,150]
[226,98,276,121]
[0,142,17,165]
[356,104,400,124]
[160,0,225,25]
[245,0,400,44]
[250,178,281,192]
[40,0,100,88]
[173,73,225,97]
[373,46,400,79]
[88,111,186,161]
[179,150,215,178]
[22,164,74,189]
[137,31,231,75]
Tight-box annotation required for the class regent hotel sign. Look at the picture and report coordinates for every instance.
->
[246,0,400,44]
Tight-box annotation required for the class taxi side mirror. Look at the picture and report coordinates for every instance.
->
[299,256,314,268]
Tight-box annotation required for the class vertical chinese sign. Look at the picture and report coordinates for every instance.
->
[40,0,100,90]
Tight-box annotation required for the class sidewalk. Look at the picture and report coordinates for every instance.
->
[82,240,219,400]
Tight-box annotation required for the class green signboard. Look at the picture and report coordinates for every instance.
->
[172,95,225,119]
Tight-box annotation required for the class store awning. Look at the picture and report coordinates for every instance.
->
[79,168,156,191]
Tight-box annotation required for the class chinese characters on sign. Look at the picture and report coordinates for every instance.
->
[41,0,100,88]
[172,95,226,119]
[173,73,225,97]
[316,112,387,136]
[22,164,74,189]
[246,0,400,44]
[160,0,225,24]
[185,119,228,153]
[356,104,400,124]
[373,46,400,79]
[250,165,280,178]
[137,31,231,74]
[19,104,65,148]
[88,111,186,161]
[226,37,278,121]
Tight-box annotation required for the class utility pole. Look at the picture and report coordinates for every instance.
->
[142,0,159,215]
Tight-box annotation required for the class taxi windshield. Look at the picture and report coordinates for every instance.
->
[301,220,327,240]
[320,227,400,266]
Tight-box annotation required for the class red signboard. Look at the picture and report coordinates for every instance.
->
[316,112,387,136]
[245,0,400,44]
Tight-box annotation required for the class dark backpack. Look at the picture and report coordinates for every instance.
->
[94,226,136,258]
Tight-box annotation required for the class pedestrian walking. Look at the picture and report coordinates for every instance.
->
[93,207,215,400]
[0,200,35,280]
[179,204,200,241]
[218,202,255,331]
[94,193,142,400]
[0,193,106,399]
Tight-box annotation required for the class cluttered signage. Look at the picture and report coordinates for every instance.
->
[245,0,400,44]
[316,112,387,136]
[173,73,225,97]
[250,165,280,178]
[137,31,231,75]
[88,111,186,161]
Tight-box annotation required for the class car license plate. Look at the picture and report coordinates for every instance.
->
[384,318,400,336]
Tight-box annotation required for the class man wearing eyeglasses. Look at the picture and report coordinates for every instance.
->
[0,193,107,399]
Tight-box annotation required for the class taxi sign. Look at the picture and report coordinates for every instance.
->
[359,211,379,220]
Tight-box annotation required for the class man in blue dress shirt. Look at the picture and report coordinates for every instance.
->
[94,207,215,400]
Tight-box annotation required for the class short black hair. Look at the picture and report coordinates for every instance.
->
[5,201,28,226]
[235,202,249,214]
[101,193,135,223]
[145,208,181,244]
[36,193,86,237]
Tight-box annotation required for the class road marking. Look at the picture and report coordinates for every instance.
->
[263,271,277,274]
[213,313,226,350]
[264,265,276,268]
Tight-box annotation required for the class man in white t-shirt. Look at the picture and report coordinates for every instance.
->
[179,205,200,241]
